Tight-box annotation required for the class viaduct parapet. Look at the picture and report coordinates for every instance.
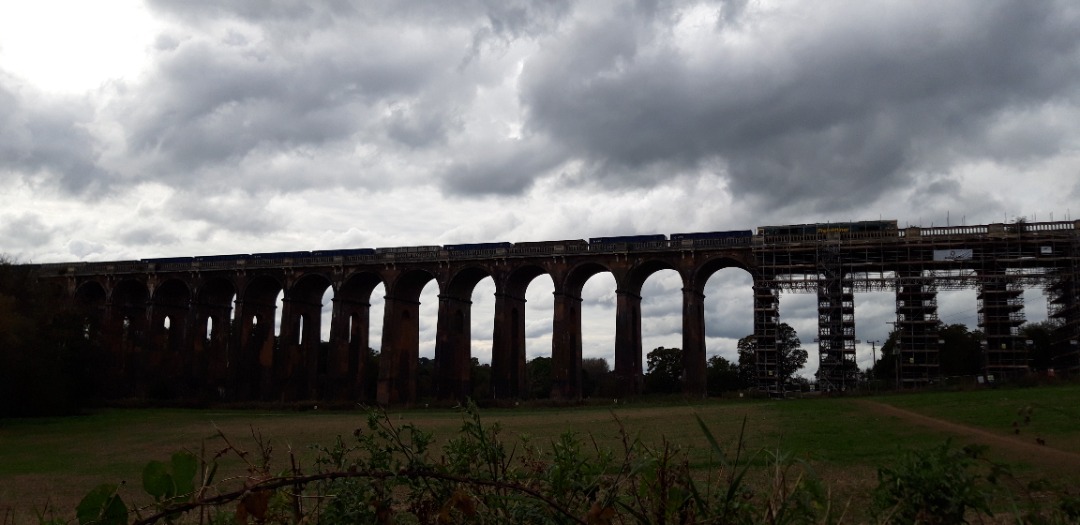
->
[32,220,1080,404]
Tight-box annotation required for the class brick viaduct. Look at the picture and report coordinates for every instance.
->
[33,219,1080,404]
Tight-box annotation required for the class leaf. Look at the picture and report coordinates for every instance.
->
[694,413,724,457]
[171,451,198,497]
[142,460,174,500]
[76,484,128,525]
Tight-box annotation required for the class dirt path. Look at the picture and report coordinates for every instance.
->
[855,400,1080,473]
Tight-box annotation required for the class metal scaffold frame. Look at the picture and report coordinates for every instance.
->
[895,275,940,386]
[1047,240,1080,374]
[816,242,857,391]
[752,277,781,394]
[755,219,1080,389]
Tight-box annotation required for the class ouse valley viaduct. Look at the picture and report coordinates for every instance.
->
[32,219,1080,405]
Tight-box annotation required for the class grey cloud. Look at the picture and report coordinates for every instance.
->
[66,239,108,260]
[519,1,1080,212]
[0,76,112,194]
[441,139,564,195]
[147,1,343,26]
[0,213,55,251]
[120,37,440,173]
[525,319,553,339]
[122,0,571,195]
[465,0,572,63]
[119,227,182,248]
[166,189,284,236]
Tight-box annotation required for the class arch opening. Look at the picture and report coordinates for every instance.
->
[639,268,682,395]
[701,267,754,395]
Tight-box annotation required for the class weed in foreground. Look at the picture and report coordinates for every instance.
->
[54,402,1080,524]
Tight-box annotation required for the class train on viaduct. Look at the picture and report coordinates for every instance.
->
[30,219,1080,405]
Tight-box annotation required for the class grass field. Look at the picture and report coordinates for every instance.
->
[2,384,1080,523]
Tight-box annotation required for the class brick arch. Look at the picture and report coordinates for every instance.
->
[74,280,107,338]
[547,261,617,400]
[235,274,284,400]
[330,271,384,401]
[434,265,497,400]
[281,272,334,400]
[109,278,150,397]
[194,276,236,400]
[491,264,551,398]
[561,260,613,297]
[147,278,191,398]
[378,269,439,405]
[688,255,754,295]
[620,258,681,296]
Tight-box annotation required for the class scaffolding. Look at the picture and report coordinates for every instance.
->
[816,242,857,391]
[753,279,781,393]
[753,219,1080,389]
[978,277,1027,380]
[1047,241,1080,374]
[896,275,941,386]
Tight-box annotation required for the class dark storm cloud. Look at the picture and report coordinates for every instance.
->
[9,0,1077,216]
[121,0,574,194]
[441,139,563,195]
[119,33,444,174]
[0,76,112,194]
[518,1,1080,212]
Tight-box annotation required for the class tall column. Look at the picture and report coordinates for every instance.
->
[298,300,324,400]
[434,294,473,401]
[1048,258,1080,373]
[681,288,707,397]
[978,274,1026,381]
[229,299,250,400]
[895,273,940,387]
[491,292,527,399]
[328,298,372,401]
[99,298,125,398]
[327,297,349,399]
[614,290,643,396]
[378,296,420,405]
[231,299,277,402]
[195,304,231,400]
[276,298,300,401]
[150,298,194,399]
[550,291,583,400]
[753,279,780,393]
[816,269,857,391]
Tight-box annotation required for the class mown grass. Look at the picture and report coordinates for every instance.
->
[2,385,1080,523]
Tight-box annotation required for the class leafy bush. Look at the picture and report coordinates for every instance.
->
[872,441,998,524]
[57,404,1080,524]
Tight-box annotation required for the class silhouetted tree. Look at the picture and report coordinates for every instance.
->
[470,358,492,400]
[417,356,435,399]
[938,324,983,376]
[871,331,901,384]
[735,323,806,388]
[735,336,754,387]
[1,258,101,416]
[645,346,682,393]
[1021,321,1055,372]
[581,357,613,398]
[527,356,553,399]
[362,347,380,401]
[705,355,742,395]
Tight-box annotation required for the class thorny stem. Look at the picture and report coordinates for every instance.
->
[131,467,588,525]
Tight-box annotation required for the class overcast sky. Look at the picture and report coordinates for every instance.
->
[2,1,1078,378]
